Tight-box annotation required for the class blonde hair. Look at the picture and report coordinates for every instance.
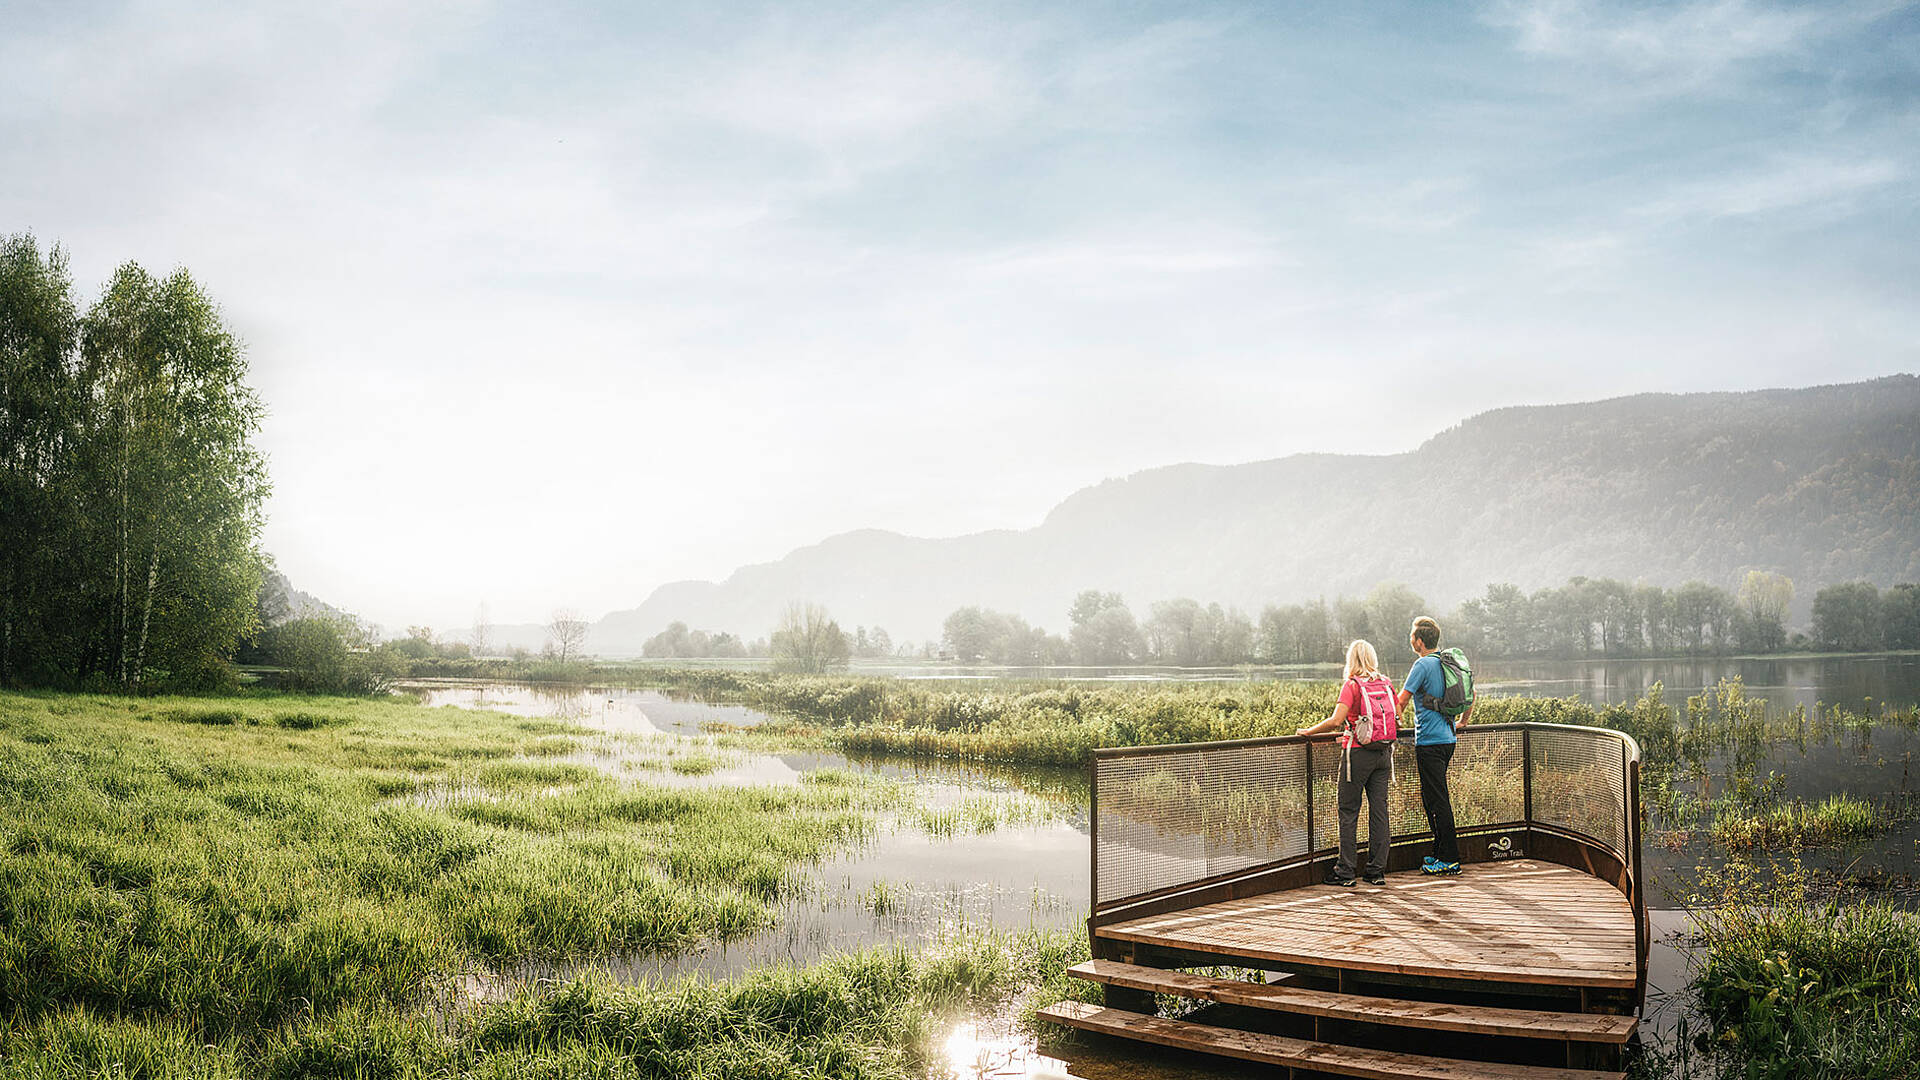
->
[1342,639,1381,683]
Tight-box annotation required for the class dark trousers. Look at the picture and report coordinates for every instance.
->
[1337,743,1392,878]
[1415,742,1460,864]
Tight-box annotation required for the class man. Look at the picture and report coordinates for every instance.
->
[1397,616,1471,875]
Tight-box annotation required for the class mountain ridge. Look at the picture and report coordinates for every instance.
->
[590,375,1920,652]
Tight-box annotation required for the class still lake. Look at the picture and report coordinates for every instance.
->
[854,652,1920,710]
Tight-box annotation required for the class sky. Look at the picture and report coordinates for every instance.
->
[3,0,1918,634]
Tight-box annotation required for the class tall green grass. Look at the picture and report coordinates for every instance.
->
[0,929,1089,1080]
[1710,794,1881,849]
[0,690,890,1053]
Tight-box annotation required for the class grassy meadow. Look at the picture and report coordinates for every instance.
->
[0,689,1085,1078]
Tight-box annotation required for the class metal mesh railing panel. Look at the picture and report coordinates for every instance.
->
[1530,727,1628,859]
[1307,731,1526,857]
[1452,728,1527,829]
[1308,741,1426,852]
[1095,742,1310,906]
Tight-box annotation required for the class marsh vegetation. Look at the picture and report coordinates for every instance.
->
[3,669,1918,1079]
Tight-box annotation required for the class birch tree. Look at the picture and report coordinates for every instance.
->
[79,263,268,689]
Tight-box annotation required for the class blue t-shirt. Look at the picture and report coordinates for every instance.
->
[1403,654,1456,746]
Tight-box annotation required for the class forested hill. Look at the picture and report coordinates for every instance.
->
[593,375,1920,650]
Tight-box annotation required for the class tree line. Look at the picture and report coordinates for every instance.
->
[2,235,268,690]
[639,607,895,670]
[933,572,1920,666]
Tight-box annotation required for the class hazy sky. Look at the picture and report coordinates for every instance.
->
[5,0,1917,633]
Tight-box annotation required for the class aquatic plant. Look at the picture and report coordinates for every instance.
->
[1684,859,1920,1080]
[1710,794,1881,850]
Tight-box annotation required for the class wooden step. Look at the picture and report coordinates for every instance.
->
[1038,1002,1624,1080]
[1070,960,1637,1044]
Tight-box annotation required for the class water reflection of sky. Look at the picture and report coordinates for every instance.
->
[1473,653,1920,711]
[409,684,1090,990]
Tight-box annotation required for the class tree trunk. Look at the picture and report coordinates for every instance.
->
[117,398,131,687]
[131,545,157,689]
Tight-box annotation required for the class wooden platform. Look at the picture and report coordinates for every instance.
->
[1095,859,1637,990]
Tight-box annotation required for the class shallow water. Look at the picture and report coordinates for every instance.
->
[409,684,1092,994]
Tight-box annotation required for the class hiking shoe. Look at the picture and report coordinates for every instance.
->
[1324,870,1357,887]
[1421,860,1462,876]
[1362,870,1386,886]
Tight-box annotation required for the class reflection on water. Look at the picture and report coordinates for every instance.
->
[848,654,1920,709]
[1641,716,1920,903]
[409,683,1090,994]
[937,1015,1251,1080]
[1475,652,1920,709]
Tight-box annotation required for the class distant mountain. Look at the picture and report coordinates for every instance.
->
[258,567,359,628]
[590,375,1920,652]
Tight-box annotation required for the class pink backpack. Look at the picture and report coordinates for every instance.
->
[1345,676,1399,747]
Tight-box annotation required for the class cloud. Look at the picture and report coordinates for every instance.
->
[5,2,1915,630]
[1485,0,1832,92]
[1632,155,1904,222]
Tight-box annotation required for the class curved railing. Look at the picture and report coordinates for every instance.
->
[1088,723,1645,996]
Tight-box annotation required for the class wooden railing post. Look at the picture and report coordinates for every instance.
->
[1522,726,1534,830]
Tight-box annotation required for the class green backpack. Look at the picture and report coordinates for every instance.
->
[1421,648,1474,721]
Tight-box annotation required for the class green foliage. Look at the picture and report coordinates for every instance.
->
[1452,576,1753,658]
[1687,861,1920,1079]
[769,602,850,674]
[629,667,1683,767]
[256,616,400,695]
[1710,795,1880,850]
[643,620,751,659]
[1812,581,1885,652]
[943,605,1070,664]
[0,235,268,691]
[1885,583,1920,651]
[1067,590,1142,664]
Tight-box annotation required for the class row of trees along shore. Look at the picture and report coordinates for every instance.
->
[1,235,267,690]
[926,573,1920,667]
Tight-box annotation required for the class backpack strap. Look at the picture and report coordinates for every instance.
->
[1417,653,1445,712]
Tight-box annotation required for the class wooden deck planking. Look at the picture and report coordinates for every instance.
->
[1097,860,1637,989]
[1039,1002,1625,1080]
[1069,961,1639,1043]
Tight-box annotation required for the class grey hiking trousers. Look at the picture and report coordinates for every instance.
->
[1337,743,1392,878]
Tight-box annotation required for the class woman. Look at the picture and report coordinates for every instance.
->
[1296,639,1401,887]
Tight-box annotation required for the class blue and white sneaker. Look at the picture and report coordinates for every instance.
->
[1422,858,1462,876]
